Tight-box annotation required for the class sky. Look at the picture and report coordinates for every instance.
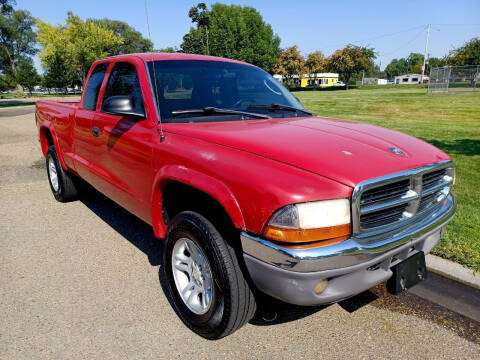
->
[16,0,480,72]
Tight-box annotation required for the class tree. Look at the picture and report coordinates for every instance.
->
[384,53,426,79]
[37,12,123,85]
[42,50,77,92]
[305,51,326,75]
[16,58,40,94]
[187,3,210,55]
[405,52,424,74]
[0,6,37,89]
[385,58,408,79]
[0,73,8,92]
[327,45,375,89]
[272,46,305,85]
[447,38,480,66]
[89,18,153,54]
[428,57,446,69]
[181,3,281,72]
[156,47,178,53]
[0,0,15,14]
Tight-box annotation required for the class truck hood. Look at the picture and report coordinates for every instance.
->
[164,116,450,188]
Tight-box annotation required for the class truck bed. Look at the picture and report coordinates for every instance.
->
[36,99,81,171]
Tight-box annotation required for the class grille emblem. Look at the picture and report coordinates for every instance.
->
[389,147,405,156]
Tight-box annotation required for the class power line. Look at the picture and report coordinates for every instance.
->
[431,23,480,26]
[313,24,427,49]
[350,25,426,45]
[380,27,426,57]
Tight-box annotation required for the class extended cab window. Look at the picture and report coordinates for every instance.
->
[102,62,144,114]
[83,63,108,110]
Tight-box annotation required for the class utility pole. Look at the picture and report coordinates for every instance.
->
[421,24,431,82]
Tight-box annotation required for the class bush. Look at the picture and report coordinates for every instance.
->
[11,90,27,98]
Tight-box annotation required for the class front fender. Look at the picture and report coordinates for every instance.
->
[151,165,246,238]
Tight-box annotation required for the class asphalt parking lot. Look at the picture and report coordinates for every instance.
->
[1,106,479,359]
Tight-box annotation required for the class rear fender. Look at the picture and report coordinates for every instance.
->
[151,165,246,238]
[39,121,68,170]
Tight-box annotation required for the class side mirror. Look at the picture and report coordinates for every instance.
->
[102,95,146,119]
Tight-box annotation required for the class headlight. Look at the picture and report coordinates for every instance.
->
[264,199,351,245]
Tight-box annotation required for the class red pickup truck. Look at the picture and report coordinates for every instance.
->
[36,53,455,339]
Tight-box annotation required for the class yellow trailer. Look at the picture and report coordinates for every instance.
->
[301,73,339,87]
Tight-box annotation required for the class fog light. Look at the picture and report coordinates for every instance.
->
[314,279,328,295]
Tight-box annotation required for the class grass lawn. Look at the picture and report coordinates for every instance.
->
[296,86,480,271]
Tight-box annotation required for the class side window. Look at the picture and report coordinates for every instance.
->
[83,63,108,110]
[102,62,144,114]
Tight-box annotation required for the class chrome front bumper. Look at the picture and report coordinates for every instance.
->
[242,194,455,273]
[241,194,455,305]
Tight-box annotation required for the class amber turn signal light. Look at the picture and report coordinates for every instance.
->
[264,223,351,244]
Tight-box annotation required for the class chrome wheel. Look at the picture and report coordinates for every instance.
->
[48,157,59,192]
[172,238,213,315]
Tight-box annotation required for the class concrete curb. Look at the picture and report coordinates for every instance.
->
[426,254,480,291]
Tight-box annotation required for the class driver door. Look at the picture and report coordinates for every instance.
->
[89,61,155,223]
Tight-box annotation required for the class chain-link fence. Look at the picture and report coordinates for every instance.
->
[428,65,480,94]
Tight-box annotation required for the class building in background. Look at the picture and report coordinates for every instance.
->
[361,77,388,85]
[394,74,429,84]
[301,73,339,87]
[273,73,339,88]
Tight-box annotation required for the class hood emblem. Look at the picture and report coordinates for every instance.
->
[389,147,405,156]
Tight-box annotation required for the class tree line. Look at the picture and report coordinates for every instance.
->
[0,0,153,94]
[384,38,480,79]
[1,0,479,94]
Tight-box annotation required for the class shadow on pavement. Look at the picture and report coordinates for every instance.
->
[78,184,378,327]
[79,185,163,266]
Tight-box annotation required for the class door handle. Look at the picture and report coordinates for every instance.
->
[92,126,100,137]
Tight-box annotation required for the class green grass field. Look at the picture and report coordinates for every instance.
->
[296,86,480,271]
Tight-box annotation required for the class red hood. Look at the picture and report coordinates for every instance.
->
[164,116,450,188]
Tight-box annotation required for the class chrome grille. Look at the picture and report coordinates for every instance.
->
[422,169,447,191]
[360,179,411,206]
[360,203,409,229]
[352,161,454,235]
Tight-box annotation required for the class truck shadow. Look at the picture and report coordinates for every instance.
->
[250,290,378,326]
[78,184,377,326]
[424,138,480,156]
[79,185,163,267]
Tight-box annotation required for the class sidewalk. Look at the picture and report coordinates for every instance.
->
[426,254,480,290]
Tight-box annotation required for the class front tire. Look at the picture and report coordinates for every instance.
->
[46,145,78,202]
[164,211,256,339]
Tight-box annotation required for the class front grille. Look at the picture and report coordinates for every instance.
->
[360,179,411,206]
[418,192,437,212]
[360,203,409,229]
[354,162,453,234]
[422,169,447,192]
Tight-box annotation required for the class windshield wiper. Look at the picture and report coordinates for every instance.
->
[248,104,313,116]
[171,107,271,119]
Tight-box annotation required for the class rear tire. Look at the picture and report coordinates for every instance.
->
[46,145,78,202]
[164,211,256,339]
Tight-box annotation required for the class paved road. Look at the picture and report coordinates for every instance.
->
[1,106,479,359]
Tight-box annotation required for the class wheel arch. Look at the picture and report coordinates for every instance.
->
[151,165,246,239]
[39,123,68,170]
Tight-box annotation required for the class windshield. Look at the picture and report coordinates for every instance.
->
[146,60,309,123]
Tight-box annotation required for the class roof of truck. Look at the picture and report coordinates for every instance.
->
[104,52,254,66]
